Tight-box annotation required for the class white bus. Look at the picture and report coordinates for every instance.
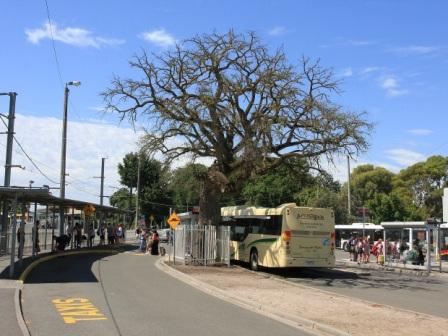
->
[221,203,335,270]
[335,223,383,251]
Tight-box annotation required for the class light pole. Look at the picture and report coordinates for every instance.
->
[59,81,80,235]
[0,92,17,242]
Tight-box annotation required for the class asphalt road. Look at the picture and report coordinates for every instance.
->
[263,265,448,318]
[22,249,311,336]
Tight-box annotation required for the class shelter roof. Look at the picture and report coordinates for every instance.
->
[0,187,129,214]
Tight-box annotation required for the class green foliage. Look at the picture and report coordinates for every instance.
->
[242,158,313,207]
[170,163,207,210]
[116,152,171,222]
[118,153,139,189]
[110,187,134,210]
[350,164,394,207]
[395,156,448,218]
[295,187,347,224]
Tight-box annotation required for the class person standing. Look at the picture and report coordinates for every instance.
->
[32,220,41,255]
[116,225,123,244]
[75,223,82,248]
[97,224,105,245]
[151,229,160,255]
[17,220,26,259]
[107,224,116,245]
[88,225,95,247]
[140,229,147,252]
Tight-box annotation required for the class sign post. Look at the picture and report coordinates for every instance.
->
[167,212,181,265]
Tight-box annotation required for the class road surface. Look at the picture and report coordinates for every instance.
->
[265,265,448,318]
[22,249,312,336]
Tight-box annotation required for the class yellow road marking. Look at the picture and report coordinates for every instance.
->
[52,298,107,324]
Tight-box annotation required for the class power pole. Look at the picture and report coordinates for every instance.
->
[134,154,141,229]
[94,158,106,229]
[59,86,69,236]
[1,92,17,238]
[59,81,80,236]
[347,155,352,223]
[100,158,105,206]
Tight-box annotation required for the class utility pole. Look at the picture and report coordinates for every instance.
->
[59,81,80,236]
[94,158,106,229]
[1,92,17,239]
[59,86,69,236]
[100,158,105,206]
[94,158,106,205]
[134,154,141,229]
[347,155,352,223]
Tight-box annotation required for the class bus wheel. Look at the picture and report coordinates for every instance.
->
[250,249,259,271]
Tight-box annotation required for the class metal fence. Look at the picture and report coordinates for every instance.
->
[172,225,230,266]
[0,231,55,256]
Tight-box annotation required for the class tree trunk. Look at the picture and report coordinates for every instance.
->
[198,168,228,225]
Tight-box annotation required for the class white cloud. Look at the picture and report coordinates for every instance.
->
[379,75,409,97]
[25,22,125,48]
[0,114,213,205]
[139,29,177,47]
[347,39,376,46]
[340,67,353,77]
[407,129,433,136]
[0,114,141,204]
[385,148,425,166]
[268,26,287,36]
[359,66,381,75]
[88,106,105,112]
[391,45,440,56]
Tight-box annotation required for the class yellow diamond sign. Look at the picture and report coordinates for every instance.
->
[167,212,181,230]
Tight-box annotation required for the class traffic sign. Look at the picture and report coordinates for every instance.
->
[167,212,181,229]
[83,204,95,217]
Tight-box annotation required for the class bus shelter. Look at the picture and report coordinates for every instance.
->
[0,186,130,278]
[380,221,444,273]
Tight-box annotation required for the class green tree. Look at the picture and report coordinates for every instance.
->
[103,31,372,224]
[116,152,172,223]
[242,158,314,207]
[350,164,394,208]
[395,155,448,218]
[110,187,134,210]
[296,187,348,224]
[118,153,139,191]
[170,163,207,210]
[366,192,408,223]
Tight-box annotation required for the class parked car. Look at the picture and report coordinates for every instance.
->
[158,228,171,243]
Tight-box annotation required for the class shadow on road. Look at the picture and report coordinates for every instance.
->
[232,260,446,291]
[23,244,139,284]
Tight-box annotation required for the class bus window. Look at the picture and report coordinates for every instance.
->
[259,216,282,235]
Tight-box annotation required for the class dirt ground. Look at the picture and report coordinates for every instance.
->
[172,264,448,336]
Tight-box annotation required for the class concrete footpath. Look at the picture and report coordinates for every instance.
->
[0,252,37,336]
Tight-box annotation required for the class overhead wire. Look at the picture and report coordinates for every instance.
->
[0,116,59,184]
[43,0,64,89]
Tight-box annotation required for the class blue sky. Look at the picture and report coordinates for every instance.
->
[0,0,447,203]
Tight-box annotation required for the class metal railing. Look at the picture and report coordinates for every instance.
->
[172,225,230,266]
[0,231,55,256]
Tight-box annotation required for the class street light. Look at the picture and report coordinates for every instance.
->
[29,180,34,189]
[59,81,81,235]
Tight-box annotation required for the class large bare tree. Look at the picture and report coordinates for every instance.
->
[103,31,372,224]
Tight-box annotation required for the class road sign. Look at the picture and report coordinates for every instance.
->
[167,212,181,229]
[83,204,95,217]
